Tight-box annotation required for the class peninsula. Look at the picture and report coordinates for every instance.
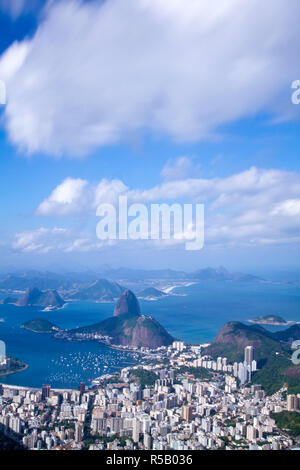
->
[55,290,174,349]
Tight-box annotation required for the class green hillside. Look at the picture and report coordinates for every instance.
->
[22,318,60,333]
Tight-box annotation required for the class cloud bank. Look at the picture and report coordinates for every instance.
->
[12,227,105,253]
[24,166,300,253]
[0,0,300,156]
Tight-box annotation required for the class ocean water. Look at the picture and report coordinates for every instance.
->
[0,281,299,389]
[0,301,137,389]
[143,281,300,343]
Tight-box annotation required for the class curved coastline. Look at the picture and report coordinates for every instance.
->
[0,363,29,378]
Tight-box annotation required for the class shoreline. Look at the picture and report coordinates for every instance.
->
[0,363,28,378]
[55,333,154,356]
[248,319,299,326]
[0,382,73,393]
[160,282,197,294]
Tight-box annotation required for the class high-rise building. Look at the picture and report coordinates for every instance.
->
[144,433,152,450]
[217,357,223,371]
[75,422,84,443]
[0,340,6,364]
[172,341,185,352]
[287,394,299,411]
[246,425,258,442]
[182,405,193,421]
[244,346,254,366]
[132,418,140,443]
[243,346,255,383]
[42,384,51,400]
[238,362,248,385]
[79,382,85,395]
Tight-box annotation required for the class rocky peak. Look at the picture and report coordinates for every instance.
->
[113,289,141,317]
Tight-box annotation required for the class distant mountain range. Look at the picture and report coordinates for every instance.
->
[61,290,174,349]
[100,266,264,282]
[0,271,72,291]
[67,279,124,302]
[0,266,264,294]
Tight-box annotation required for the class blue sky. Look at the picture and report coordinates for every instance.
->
[1,0,300,274]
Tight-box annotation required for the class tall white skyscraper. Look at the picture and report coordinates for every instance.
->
[243,345,255,383]
[244,346,254,366]
[132,418,140,443]
[0,340,6,363]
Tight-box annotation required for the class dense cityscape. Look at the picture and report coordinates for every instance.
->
[0,341,299,451]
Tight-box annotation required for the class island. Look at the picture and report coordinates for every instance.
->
[248,314,289,325]
[21,318,61,334]
[0,296,18,305]
[137,287,167,300]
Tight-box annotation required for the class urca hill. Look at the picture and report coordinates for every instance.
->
[67,290,174,349]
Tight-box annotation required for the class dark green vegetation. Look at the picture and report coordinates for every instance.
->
[67,290,174,349]
[0,431,23,450]
[70,311,173,349]
[273,324,300,342]
[205,321,288,363]
[176,366,212,380]
[68,279,124,302]
[17,288,64,308]
[205,321,300,395]
[0,357,28,377]
[270,411,300,437]
[129,369,158,387]
[21,318,60,333]
[251,356,300,395]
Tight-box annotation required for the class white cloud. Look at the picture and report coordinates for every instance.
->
[37,177,127,216]
[160,156,199,181]
[12,227,104,253]
[0,40,31,81]
[37,178,89,216]
[1,0,300,156]
[94,179,128,207]
[34,166,300,249]
[271,199,300,217]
